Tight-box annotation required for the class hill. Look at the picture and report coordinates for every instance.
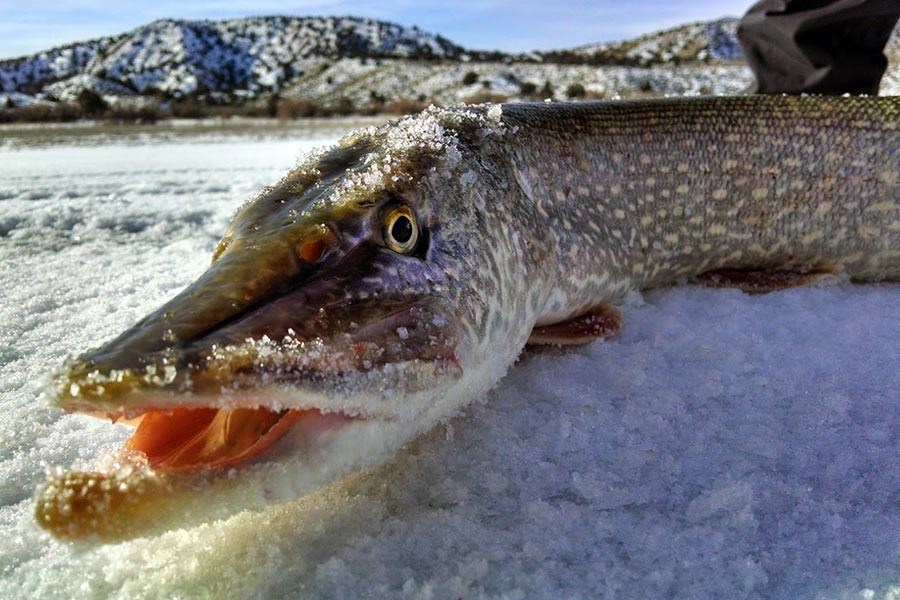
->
[1,15,897,119]
[0,16,465,103]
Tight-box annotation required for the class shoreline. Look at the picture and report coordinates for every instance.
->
[0,115,390,150]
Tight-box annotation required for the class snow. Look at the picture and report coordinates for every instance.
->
[43,75,137,104]
[2,120,900,599]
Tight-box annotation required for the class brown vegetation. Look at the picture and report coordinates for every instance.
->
[274,97,361,119]
[519,81,538,97]
[565,83,586,98]
[0,103,82,124]
[382,98,427,115]
[275,98,326,119]
[462,91,508,105]
[0,97,280,124]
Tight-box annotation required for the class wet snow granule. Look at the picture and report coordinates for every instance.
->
[1,122,900,599]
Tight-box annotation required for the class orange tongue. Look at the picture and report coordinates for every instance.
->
[125,407,306,471]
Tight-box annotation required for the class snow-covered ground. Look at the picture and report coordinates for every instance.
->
[1,119,900,599]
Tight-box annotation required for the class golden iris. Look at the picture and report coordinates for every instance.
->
[383,206,418,254]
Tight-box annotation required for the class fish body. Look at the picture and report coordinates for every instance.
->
[37,96,900,538]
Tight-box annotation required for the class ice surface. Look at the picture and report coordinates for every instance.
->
[2,121,900,599]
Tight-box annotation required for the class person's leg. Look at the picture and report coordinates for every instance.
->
[738,0,899,95]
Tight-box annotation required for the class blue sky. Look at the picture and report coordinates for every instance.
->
[0,0,751,59]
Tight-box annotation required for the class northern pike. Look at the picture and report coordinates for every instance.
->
[36,96,900,539]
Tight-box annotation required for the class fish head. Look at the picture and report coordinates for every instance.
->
[38,105,513,539]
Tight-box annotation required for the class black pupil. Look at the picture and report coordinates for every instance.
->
[391,216,413,244]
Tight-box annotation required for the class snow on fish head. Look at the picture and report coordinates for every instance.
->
[36,104,514,540]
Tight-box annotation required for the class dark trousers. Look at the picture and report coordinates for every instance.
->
[738,0,900,95]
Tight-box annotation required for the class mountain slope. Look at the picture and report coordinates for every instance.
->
[0,16,465,101]
[0,36,121,95]
[1,15,898,110]
[540,18,743,65]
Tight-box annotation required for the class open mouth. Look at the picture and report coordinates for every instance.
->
[35,402,361,540]
[58,310,458,475]
[55,299,459,474]
[123,407,318,471]
[37,319,458,539]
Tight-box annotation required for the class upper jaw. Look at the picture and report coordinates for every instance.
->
[51,291,462,421]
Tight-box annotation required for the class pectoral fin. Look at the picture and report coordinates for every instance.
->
[693,266,837,294]
[528,304,622,346]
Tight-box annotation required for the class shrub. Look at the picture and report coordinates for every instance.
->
[328,97,355,116]
[359,102,382,116]
[170,99,212,119]
[107,104,161,124]
[264,94,279,117]
[383,98,426,115]
[539,81,554,98]
[360,91,386,115]
[519,81,537,96]
[76,89,107,116]
[566,83,586,98]
[275,98,321,119]
[462,91,508,105]
[0,102,81,123]
[461,71,479,85]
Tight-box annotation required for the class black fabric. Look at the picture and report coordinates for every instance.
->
[738,0,900,95]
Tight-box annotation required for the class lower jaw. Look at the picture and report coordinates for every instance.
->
[36,406,359,540]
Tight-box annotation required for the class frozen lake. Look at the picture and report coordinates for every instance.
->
[1,117,900,599]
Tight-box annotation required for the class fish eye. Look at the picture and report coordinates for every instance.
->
[382,205,419,254]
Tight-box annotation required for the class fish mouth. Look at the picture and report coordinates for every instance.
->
[36,292,460,539]
[51,294,459,472]
[121,406,320,472]
[34,407,367,540]
[47,229,461,477]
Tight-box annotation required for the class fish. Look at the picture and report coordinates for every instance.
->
[35,95,900,540]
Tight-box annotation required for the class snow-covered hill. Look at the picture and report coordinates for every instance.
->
[0,16,465,101]
[544,18,744,65]
[1,15,898,110]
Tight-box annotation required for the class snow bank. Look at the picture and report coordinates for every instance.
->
[1,121,899,599]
